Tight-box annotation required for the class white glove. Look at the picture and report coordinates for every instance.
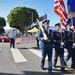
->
[73,43,75,46]
[60,42,64,46]
[44,37,48,40]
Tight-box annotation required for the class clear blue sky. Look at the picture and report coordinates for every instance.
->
[0,0,67,29]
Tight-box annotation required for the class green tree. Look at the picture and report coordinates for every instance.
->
[0,17,6,34]
[7,6,39,33]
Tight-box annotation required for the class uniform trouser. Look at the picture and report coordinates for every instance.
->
[36,38,39,47]
[64,42,72,63]
[71,48,75,68]
[54,42,65,68]
[10,38,15,48]
[41,43,53,71]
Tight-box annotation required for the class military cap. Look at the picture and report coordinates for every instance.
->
[55,23,60,27]
[42,19,50,24]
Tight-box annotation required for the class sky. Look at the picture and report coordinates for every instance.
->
[0,0,67,29]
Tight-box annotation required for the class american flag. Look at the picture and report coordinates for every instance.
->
[54,0,67,27]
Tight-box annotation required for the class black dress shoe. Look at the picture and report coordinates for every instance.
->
[40,65,46,70]
[48,71,53,75]
[71,66,75,70]
[61,68,66,72]
[64,62,67,66]
[53,64,57,68]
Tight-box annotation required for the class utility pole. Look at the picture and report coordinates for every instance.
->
[31,12,33,24]
[44,9,48,19]
[28,11,33,24]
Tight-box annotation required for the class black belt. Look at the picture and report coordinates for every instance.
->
[45,40,51,42]
[54,40,61,42]
[66,40,72,42]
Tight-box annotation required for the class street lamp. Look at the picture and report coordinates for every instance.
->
[44,9,48,19]
[44,9,48,15]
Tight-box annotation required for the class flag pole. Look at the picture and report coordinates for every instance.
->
[59,3,63,48]
[67,1,74,45]
[54,0,67,44]
[36,19,48,38]
[71,17,74,46]
[71,19,74,48]
[59,2,62,43]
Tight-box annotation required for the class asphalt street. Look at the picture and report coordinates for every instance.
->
[0,40,75,75]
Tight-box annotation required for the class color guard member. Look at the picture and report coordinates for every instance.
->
[38,19,53,75]
[53,23,66,72]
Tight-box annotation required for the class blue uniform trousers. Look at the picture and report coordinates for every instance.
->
[71,48,75,69]
[64,41,72,63]
[40,42,53,71]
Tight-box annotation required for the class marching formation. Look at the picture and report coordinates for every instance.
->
[37,0,75,75]
[37,19,75,75]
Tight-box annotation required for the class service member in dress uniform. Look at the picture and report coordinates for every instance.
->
[38,19,53,75]
[53,23,66,72]
[71,26,75,70]
[64,23,73,66]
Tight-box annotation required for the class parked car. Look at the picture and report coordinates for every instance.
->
[0,34,10,42]
[0,34,3,42]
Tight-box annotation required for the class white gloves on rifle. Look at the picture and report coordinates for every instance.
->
[60,42,64,46]
[44,37,48,40]
[73,43,75,46]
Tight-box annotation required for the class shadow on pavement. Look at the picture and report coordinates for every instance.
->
[23,71,49,75]
[18,47,40,50]
[0,71,48,75]
[53,68,73,74]
[23,70,74,75]
[0,70,74,75]
[18,47,27,49]
[32,47,40,49]
[0,72,21,75]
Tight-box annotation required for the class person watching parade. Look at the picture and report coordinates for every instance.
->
[9,29,17,48]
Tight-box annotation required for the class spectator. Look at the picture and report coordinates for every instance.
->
[9,29,17,48]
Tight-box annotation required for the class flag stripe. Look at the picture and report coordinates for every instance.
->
[54,0,67,27]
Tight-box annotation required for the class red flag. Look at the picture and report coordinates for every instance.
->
[54,0,67,27]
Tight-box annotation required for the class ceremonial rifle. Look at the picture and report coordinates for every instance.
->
[72,30,75,48]
[36,19,48,39]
